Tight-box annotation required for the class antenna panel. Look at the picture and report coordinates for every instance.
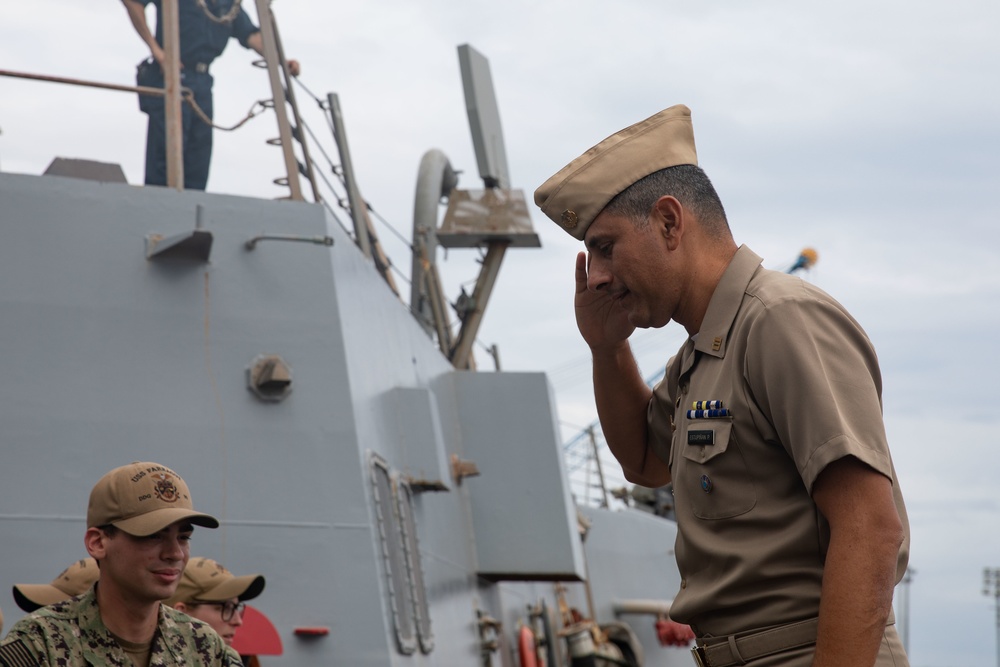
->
[458,44,510,189]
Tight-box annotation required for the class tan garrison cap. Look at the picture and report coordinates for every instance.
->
[87,462,219,537]
[534,104,698,240]
[13,558,100,612]
[166,557,265,606]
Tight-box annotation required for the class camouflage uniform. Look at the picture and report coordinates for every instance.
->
[0,586,243,666]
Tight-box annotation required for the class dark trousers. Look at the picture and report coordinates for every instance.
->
[144,70,214,190]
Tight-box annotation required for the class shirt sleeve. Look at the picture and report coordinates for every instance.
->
[232,7,260,48]
[744,292,891,493]
[647,355,679,467]
[223,645,244,666]
[0,620,52,667]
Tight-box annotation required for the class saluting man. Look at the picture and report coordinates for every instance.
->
[534,105,909,666]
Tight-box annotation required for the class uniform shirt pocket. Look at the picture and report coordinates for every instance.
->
[679,419,757,519]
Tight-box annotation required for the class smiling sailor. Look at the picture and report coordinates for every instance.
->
[534,105,910,667]
[0,462,242,667]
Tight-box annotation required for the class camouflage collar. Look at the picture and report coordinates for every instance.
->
[66,586,194,666]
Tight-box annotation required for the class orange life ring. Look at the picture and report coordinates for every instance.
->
[519,625,538,667]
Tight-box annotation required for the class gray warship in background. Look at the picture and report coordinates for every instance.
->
[0,4,688,665]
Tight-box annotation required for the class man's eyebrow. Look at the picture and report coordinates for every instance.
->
[585,236,605,250]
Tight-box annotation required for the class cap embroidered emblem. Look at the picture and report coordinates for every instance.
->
[560,210,578,230]
[153,473,180,503]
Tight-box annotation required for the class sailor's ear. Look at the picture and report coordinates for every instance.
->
[84,526,109,560]
[652,195,684,250]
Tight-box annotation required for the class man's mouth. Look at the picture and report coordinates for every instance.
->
[152,569,181,583]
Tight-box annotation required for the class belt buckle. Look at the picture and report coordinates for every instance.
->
[691,645,709,667]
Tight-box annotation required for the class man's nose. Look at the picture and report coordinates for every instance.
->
[162,536,186,561]
[230,607,244,627]
[587,254,611,292]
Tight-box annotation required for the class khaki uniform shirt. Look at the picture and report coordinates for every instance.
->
[647,245,909,637]
[0,586,243,667]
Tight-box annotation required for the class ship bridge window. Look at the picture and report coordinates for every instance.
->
[370,453,428,655]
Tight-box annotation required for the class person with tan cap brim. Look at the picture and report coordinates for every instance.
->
[0,462,242,666]
[12,558,101,613]
[167,557,265,646]
[535,105,910,667]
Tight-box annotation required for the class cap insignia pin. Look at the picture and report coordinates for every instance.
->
[560,210,578,230]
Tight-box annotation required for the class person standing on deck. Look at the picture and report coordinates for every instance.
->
[534,105,909,666]
[122,0,300,190]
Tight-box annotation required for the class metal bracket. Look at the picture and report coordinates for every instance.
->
[450,454,480,485]
[405,475,450,493]
[145,230,213,262]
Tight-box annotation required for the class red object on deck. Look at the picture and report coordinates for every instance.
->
[518,625,538,667]
[231,605,284,656]
[293,627,330,637]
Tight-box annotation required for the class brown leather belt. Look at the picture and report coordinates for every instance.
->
[691,618,818,667]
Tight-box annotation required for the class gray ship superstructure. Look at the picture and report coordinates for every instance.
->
[0,37,689,667]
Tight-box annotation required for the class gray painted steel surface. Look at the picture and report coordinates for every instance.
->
[0,170,689,665]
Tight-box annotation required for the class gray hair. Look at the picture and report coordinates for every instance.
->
[604,165,730,237]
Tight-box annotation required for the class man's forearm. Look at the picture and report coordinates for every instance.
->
[812,537,898,665]
[246,31,265,57]
[811,470,903,667]
[592,342,666,486]
[122,0,160,56]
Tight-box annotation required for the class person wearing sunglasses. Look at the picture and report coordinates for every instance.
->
[167,557,265,646]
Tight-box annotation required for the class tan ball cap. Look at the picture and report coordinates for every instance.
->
[87,462,219,537]
[534,104,698,240]
[166,557,265,606]
[13,558,100,613]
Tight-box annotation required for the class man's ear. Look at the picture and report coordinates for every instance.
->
[84,526,110,560]
[173,601,189,613]
[653,195,684,250]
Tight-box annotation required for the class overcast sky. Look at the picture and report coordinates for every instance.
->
[2,1,999,664]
